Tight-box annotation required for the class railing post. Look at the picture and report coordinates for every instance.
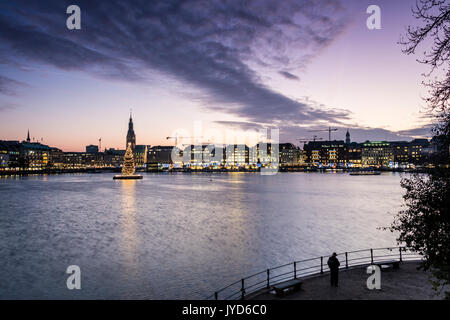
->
[214,292,218,300]
[399,247,403,262]
[294,262,297,279]
[345,252,348,269]
[241,279,245,300]
[320,256,324,274]
[266,269,270,289]
[370,249,374,264]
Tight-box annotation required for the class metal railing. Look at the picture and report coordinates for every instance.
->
[206,246,422,300]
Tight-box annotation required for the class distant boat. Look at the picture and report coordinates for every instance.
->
[349,171,381,176]
[113,175,143,180]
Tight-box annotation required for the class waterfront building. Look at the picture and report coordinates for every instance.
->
[184,145,207,168]
[147,145,177,170]
[303,140,348,167]
[359,139,430,167]
[225,144,249,168]
[21,141,52,169]
[86,145,99,154]
[347,142,362,167]
[148,146,175,164]
[254,142,278,168]
[103,148,125,167]
[422,138,440,162]
[279,143,302,166]
[0,139,64,169]
[54,152,101,168]
[204,145,225,167]
[301,149,308,164]
[0,141,22,169]
[134,144,148,167]
[361,141,394,167]
[391,141,410,167]
[49,148,64,168]
[182,144,224,168]
[0,153,8,167]
[409,139,430,164]
[0,127,440,170]
[248,145,258,165]
[9,130,53,169]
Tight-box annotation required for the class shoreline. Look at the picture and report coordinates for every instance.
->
[0,166,439,177]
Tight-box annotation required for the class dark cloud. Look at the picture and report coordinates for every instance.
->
[279,71,300,80]
[0,0,352,124]
[0,13,142,81]
[214,120,433,144]
[395,124,433,138]
[214,120,267,131]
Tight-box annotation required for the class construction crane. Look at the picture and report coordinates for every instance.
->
[308,127,338,141]
[166,134,203,146]
[297,136,322,148]
[181,140,212,147]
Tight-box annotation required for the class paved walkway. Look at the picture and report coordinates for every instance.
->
[252,262,446,300]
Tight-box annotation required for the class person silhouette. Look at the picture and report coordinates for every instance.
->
[327,252,340,287]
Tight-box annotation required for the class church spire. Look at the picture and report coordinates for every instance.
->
[345,129,350,144]
[26,129,30,143]
[126,111,136,151]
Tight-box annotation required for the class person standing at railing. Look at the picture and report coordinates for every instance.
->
[327,252,340,287]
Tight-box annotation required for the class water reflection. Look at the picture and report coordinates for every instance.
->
[0,172,404,299]
[120,181,139,275]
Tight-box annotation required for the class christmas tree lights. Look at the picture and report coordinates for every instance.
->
[121,143,135,176]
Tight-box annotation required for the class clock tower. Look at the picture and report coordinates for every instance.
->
[126,111,136,151]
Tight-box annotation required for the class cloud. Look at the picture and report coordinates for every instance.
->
[0,15,142,81]
[279,71,300,80]
[214,120,267,131]
[214,120,433,144]
[0,0,352,124]
[0,103,19,112]
[0,75,27,96]
[395,124,433,138]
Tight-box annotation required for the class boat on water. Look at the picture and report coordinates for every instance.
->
[349,171,381,176]
[113,174,143,180]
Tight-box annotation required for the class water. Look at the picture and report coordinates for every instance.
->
[0,172,406,299]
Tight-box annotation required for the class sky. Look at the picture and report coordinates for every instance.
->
[0,0,437,151]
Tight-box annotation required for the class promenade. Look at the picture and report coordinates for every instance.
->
[251,262,446,300]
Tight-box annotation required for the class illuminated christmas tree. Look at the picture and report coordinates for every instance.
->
[121,143,135,176]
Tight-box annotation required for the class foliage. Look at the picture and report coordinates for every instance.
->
[391,170,450,296]
[394,0,450,298]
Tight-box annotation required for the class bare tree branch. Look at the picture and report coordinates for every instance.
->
[400,0,450,113]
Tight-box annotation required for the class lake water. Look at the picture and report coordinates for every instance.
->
[0,172,406,299]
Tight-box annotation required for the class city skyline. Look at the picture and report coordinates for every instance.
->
[8,123,430,153]
[0,0,436,152]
